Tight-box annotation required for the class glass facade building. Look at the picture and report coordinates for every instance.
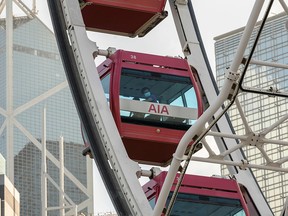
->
[0,14,92,216]
[215,13,288,215]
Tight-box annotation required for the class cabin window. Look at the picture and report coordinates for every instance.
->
[101,73,111,102]
[167,192,246,216]
[148,197,156,209]
[119,68,198,130]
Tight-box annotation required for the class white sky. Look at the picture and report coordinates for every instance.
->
[9,0,288,213]
[11,0,285,69]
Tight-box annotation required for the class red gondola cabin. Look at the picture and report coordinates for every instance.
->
[80,0,168,37]
[142,172,250,216]
[96,50,203,166]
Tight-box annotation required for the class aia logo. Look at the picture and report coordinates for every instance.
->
[148,104,169,115]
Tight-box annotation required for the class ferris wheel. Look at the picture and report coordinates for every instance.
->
[47,0,288,215]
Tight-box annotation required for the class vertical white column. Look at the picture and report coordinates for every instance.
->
[59,136,65,216]
[6,0,14,184]
[74,205,78,216]
[32,0,36,14]
[0,1,6,14]
[41,107,47,216]
[86,158,94,215]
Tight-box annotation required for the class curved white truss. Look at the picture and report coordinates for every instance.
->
[48,0,152,215]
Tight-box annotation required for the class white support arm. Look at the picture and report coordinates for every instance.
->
[152,0,273,215]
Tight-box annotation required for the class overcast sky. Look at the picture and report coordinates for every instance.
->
[34,0,284,71]
[9,0,288,213]
[12,0,285,71]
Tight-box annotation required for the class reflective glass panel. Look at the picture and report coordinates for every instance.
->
[119,68,198,130]
[167,192,246,216]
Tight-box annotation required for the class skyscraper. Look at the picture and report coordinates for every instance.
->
[215,12,288,215]
[0,174,20,216]
[0,2,93,215]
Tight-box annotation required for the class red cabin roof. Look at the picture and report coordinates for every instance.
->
[80,0,168,37]
[96,50,203,166]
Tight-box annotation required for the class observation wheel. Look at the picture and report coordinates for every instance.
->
[46,0,288,215]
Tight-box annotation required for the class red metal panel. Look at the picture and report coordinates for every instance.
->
[180,174,241,192]
[121,51,190,71]
[121,123,187,165]
[81,0,167,37]
[83,0,166,12]
[144,172,246,199]
[142,178,158,200]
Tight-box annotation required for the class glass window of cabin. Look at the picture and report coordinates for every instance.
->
[119,68,198,130]
[101,73,111,102]
[148,197,156,209]
[167,192,246,216]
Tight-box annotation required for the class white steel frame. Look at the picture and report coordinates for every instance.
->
[59,0,153,215]
[53,0,288,215]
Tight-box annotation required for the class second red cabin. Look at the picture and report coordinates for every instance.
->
[142,172,251,215]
